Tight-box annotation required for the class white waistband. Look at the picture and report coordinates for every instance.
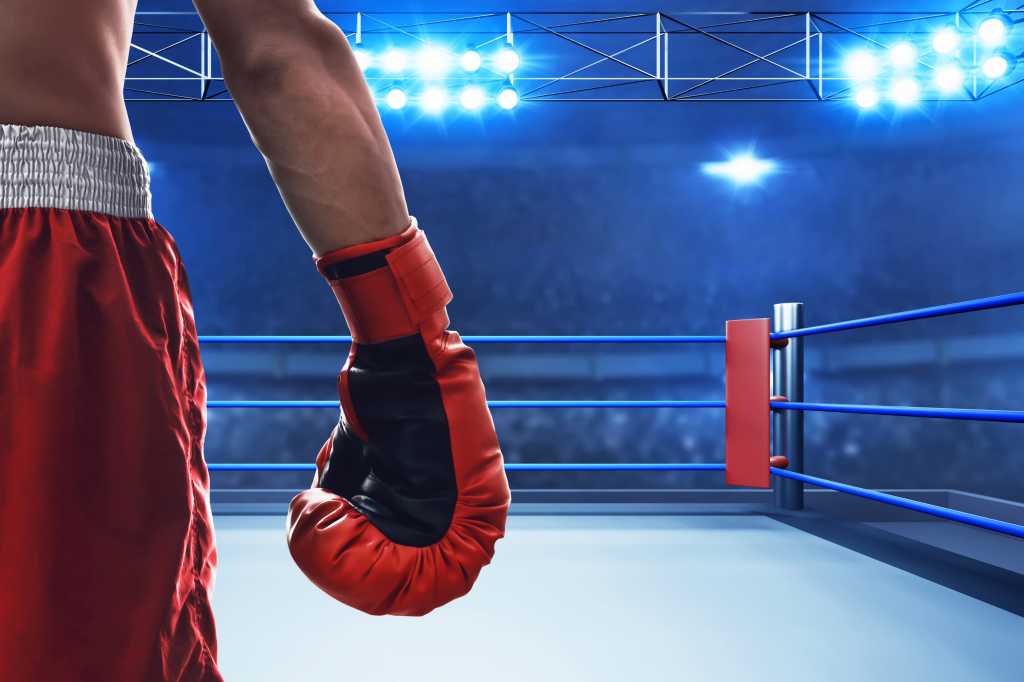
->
[0,124,152,219]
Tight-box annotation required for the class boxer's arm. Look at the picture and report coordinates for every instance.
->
[195,3,511,616]
[192,0,409,254]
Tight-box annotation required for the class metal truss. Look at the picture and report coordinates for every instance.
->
[127,4,1024,103]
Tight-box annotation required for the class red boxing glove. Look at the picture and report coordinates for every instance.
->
[286,221,511,616]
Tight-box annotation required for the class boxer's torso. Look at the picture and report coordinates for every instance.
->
[0,0,136,140]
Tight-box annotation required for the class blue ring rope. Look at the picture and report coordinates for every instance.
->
[199,335,726,344]
[200,291,1024,345]
[771,291,1024,340]
[210,400,339,408]
[773,401,1024,423]
[207,400,727,409]
[771,468,1024,539]
[207,462,725,472]
[207,400,1024,421]
[490,400,725,409]
[207,463,1021,539]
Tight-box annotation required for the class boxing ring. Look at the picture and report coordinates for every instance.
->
[201,292,1024,681]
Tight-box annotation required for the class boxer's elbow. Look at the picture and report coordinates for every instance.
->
[220,15,362,102]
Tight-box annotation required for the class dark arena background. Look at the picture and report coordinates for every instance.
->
[126,2,1023,679]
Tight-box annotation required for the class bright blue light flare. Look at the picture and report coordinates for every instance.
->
[982,53,1011,80]
[385,87,407,110]
[417,45,452,78]
[854,86,880,109]
[381,48,408,73]
[701,154,778,186]
[888,42,917,69]
[889,77,921,106]
[495,46,521,74]
[459,85,487,111]
[932,27,961,55]
[497,86,520,110]
[353,48,372,71]
[420,87,449,114]
[844,50,880,81]
[934,63,965,93]
[978,15,1009,47]
[460,48,482,73]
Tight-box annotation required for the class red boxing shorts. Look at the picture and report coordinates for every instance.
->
[0,125,222,682]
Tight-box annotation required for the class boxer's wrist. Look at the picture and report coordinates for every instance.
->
[315,218,452,344]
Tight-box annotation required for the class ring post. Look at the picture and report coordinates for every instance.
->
[772,302,805,510]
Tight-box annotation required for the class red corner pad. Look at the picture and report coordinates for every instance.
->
[725,318,771,488]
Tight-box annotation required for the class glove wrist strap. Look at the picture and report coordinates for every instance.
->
[315,218,453,344]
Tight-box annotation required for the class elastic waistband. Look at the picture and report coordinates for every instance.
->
[0,124,152,219]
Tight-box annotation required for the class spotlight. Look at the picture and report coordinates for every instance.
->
[460,48,482,73]
[495,46,520,74]
[420,86,450,114]
[353,48,373,71]
[982,52,1011,79]
[459,85,487,111]
[845,50,880,81]
[889,77,921,106]
[932,27,960,55]
[934,63,965,93]
[978,12,1011,47]
[701,154,778,186]
[381,48,408,73]
[854,86,880,109]
[385,87,407,110]
[417,45,452,78]
[889,42,918,69]
[497,86,520,110]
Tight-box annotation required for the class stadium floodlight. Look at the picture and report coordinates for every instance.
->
[385,87,408,110]
[420,86,450,114]
[932,26,961,55]
[460,48,483,73]
[417,45,453,78]
[497,86,520,110]
[381,48,408,73]
[934,63,966,93]
[889,42,918,69]
[845,50,881,81]
[495,47,521,74]
[353,48,372,71]
[701,154,778,185]
[854,87,880,109]
[889,77,921,106]
[978,12,1012,47]
[982,52,1013,79]
[459,85,487,111]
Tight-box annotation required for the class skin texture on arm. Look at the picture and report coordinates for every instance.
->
[0,0,136,141]
[195,4,512,617]
[192,0,410,254]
